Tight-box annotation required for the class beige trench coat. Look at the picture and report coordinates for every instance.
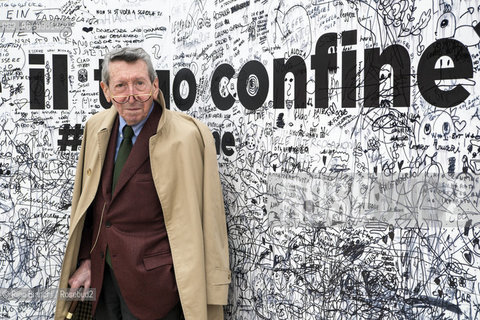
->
[54,92,231,320]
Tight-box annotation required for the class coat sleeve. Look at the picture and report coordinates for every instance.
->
[197,121,231,306]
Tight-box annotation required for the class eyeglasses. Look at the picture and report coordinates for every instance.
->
[111,93,152,104]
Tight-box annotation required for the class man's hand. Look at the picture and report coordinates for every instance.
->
[68,259,91,290]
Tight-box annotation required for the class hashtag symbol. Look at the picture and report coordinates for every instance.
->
[58,124,83,151]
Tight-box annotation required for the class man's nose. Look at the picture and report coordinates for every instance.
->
[127,94,136,102]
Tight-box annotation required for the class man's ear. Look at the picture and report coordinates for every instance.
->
[152,77,159,98]
[100,82,111,103]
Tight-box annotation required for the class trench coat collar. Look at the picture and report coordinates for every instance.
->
[153,88,170,134]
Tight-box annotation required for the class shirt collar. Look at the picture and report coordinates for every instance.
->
[118,102,154,138]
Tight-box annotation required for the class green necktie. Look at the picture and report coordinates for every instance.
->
[112,125,134,192]
[107,125,133,268]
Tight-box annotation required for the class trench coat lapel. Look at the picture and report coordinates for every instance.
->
[68,107,117,234]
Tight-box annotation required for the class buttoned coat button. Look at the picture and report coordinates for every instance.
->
[87,168,92,176]
[106,221,111,228]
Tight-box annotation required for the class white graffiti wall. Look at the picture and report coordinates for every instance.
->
[1,0,480,318]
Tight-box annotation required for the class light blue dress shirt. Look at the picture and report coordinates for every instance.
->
[114,102,154,160]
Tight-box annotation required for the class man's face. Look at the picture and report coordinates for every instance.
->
[101,59,159,126]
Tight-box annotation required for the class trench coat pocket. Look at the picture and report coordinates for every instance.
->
[211,267,231,285]
[143,252,173,271]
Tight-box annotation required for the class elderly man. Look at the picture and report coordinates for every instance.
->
[55,47,230,320]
